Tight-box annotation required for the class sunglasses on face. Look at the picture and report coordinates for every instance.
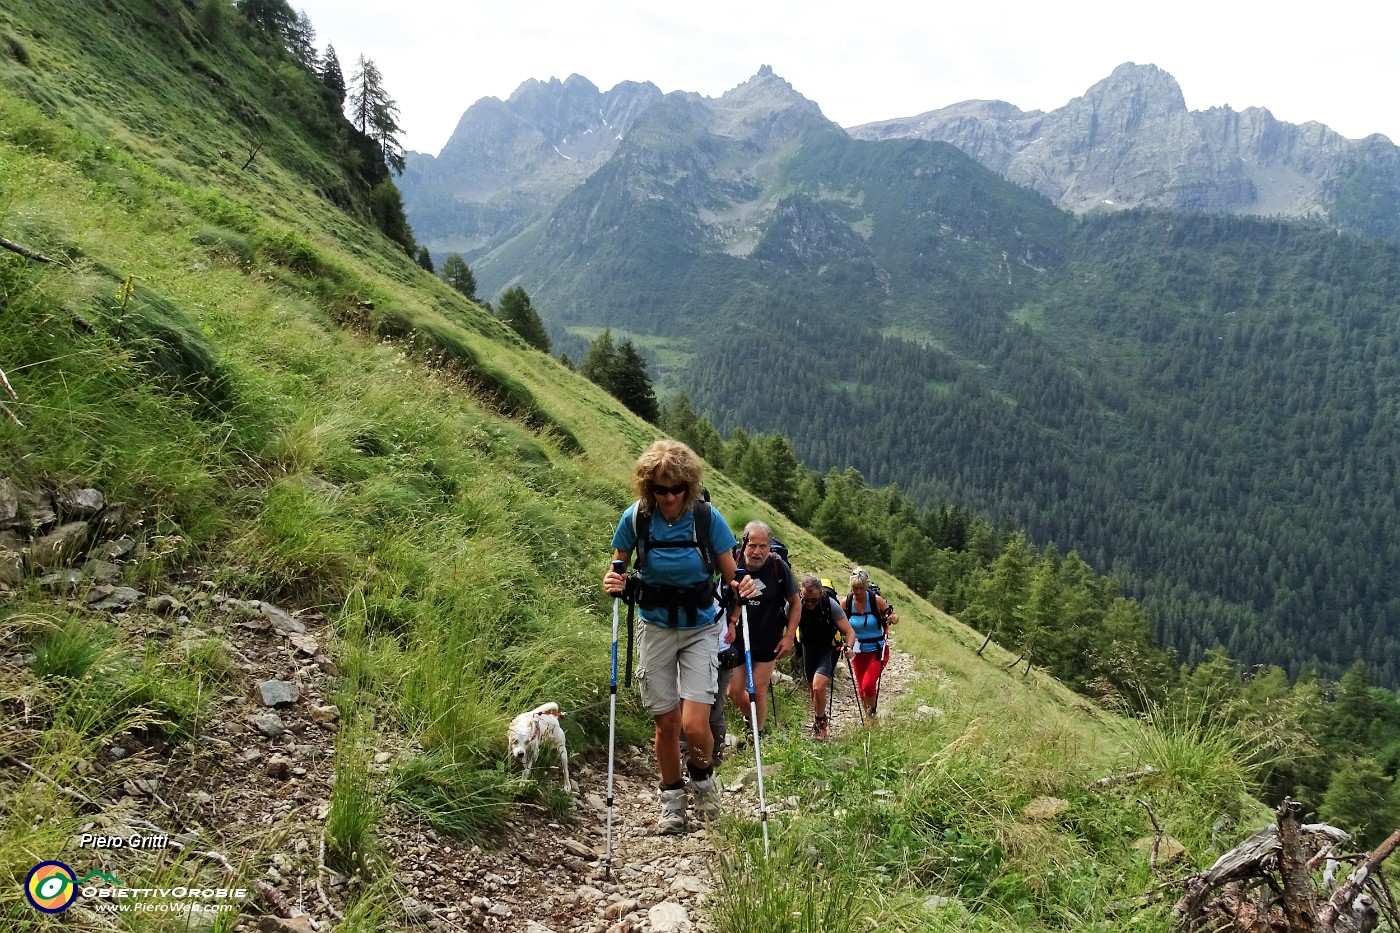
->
[652,483,686,497]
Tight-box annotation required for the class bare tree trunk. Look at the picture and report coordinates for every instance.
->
[1276,801,1320,929]
[1169,799,1390,933]
[241,138,263,171]
[0,234,54,263]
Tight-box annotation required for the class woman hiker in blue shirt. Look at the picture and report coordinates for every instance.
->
[603,440,754,834]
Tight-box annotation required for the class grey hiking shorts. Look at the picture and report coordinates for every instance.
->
[636,621,720,715]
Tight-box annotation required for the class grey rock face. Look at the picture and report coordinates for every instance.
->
[0,478,18,526]
[400,75,664,253]
[0,531,22,584]
[88,586,144,611]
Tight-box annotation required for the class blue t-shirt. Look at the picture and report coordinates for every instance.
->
[845,594,886,652]
[612,502,738,627]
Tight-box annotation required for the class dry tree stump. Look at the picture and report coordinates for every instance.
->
[1170,799,1398,933]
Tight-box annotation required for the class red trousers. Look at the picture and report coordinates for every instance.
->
[851,650,886,702]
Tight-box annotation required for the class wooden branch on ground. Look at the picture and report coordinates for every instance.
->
[1318,827,1400,930]
[1167,798,1389,933]
[3,754,95,805]
[317,834,345,921]
[0,234,54,263]
[1139,799,1167,875]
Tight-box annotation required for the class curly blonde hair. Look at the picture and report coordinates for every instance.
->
[631,440,704,514]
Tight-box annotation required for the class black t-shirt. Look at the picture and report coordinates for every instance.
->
[737,555,796,637]
[797,594,846,648]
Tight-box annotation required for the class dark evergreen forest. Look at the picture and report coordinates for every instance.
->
[684,211,1400,686]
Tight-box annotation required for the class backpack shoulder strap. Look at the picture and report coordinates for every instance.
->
[774,555,791,592]
[631,500,650,569]
[693,500,714,575]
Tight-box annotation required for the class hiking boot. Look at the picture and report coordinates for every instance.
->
[812,716,829,741]
[657,786,688,835]
[691,774,722,823]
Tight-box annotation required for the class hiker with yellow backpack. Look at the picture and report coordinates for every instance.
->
[794,574,857,739]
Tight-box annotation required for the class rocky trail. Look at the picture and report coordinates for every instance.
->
[421,646,916,933]
[3,478,919,932]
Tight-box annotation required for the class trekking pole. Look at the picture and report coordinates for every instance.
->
[871,617,891,717]
[826,647,836,723]
[844,646,867,728]
[735,568,770,858]
[605,559,624,877]
[768,679,778,732]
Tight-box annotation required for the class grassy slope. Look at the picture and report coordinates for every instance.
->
[0,3,1274,931]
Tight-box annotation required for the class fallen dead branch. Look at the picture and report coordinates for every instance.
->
[0,234,54,263]
[0,365,22,427]
[3,754,95,805]
[316,833,345,921]
[1168,799,1393,932]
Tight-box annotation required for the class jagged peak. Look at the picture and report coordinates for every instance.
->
[1083,62,1187,111]
[719,67,824,115]
[507,74,600,104]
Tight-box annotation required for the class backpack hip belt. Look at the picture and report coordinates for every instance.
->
[633,578,716,628]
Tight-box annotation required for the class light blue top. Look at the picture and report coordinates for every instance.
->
[611,502,737,627]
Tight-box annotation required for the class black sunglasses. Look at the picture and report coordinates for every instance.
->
[652,483,687,497]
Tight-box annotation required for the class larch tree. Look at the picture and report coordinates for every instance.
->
[497,286,550,352]
[611,340,659,423]
[439,253,476,300]
[348,54,405,174]
[288,9,317,68]
[580,329,619,388]
[319,44,346,107]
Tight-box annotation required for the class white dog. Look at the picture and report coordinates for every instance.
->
[506,702,574,792]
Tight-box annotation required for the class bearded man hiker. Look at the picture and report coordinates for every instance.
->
[795,574,857,739]
[724,521,799,734]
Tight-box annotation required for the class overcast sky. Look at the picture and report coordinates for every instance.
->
[292,0,1396,156]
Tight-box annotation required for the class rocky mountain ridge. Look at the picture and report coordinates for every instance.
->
[405,62,1400,256]
[400,75,663,255]
[850,62,1400,238]
[400,68,843,259]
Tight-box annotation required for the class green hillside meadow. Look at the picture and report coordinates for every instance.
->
[0,2,1338,931]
